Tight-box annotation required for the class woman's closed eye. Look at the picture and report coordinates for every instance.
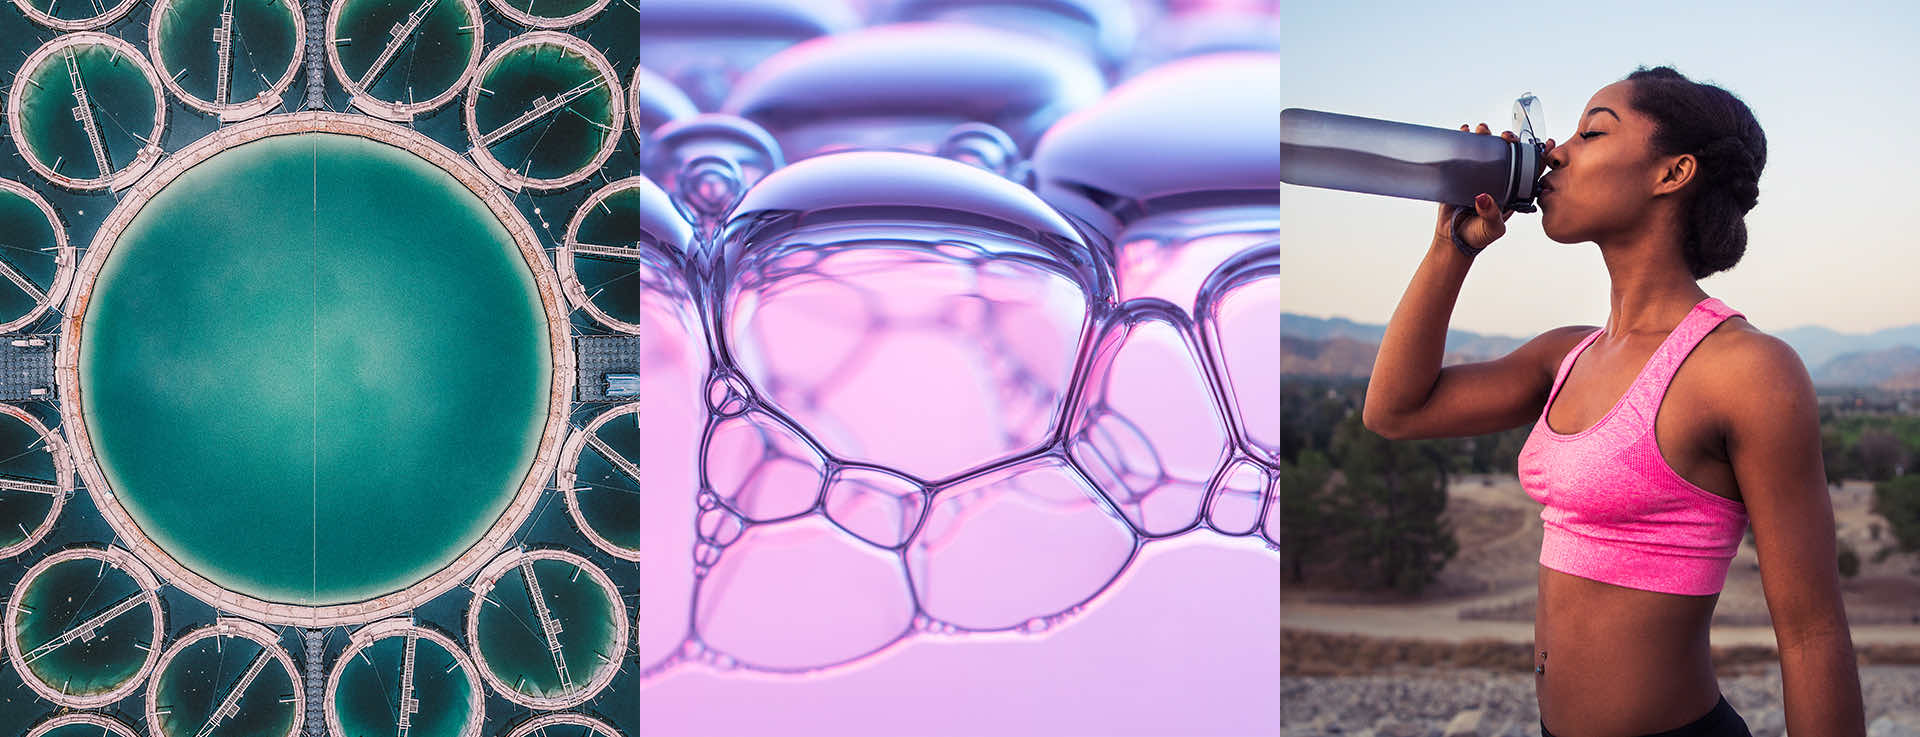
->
[1580,131,1604,139]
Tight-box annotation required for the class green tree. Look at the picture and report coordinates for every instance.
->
[1328,414,1458,594]
[1279,450,1334,583]
[1855,428,1908,482]
[1874,474,1920,552]
[1821,427,1852,486]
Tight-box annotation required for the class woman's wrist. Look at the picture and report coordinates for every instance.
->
[1448,208,1486,259]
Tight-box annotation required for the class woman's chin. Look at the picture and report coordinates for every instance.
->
[1539,212,1573,244]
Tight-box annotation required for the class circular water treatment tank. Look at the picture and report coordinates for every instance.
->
[0,403,74,559]
[465,548,628,708]
[9,0,139,30]
[149,0,306,121]
[146,618,304,737]
[559,177,641,334]
[558,402,637,560]
[58,113,571,627]
[487,0,605,29]
[325,0,483,120]
[326,619,481,737]
[505,713,623,737]
[0,180,75,334]
[5,546,165,708]
[26,713,141,737]
[6,33,167,191]
[465,31,624,191]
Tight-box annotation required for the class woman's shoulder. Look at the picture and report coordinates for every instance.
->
[1509,324,1604,382]
[1691,315,1816,400]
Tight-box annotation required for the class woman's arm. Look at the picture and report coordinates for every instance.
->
[1363,126,1584,440]
[1719,331,1865,735]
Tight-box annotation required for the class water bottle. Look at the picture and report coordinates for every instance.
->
[1280,95,1547,212]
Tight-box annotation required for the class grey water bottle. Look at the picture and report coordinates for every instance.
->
[1280,101,1547,213]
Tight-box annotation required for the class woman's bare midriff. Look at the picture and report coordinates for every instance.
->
[1536,565,1723,737]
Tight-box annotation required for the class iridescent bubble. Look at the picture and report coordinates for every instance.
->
[636,177,705,675]
[713,151,1106,481]
[907,456,1137,631]
[695,516,915,671]
[823,465,927,548]
[702,409,826,522]
[641,114,785,234]
[1124,3,1281,79]
[722,23,1105,161]
[1032,51,1281,252]
[636,65,698,142]
[639,0,860,111]
[1197,243,1279,465]
[1206,457,1268,536]
[1067,301,1232,537]
[638,45,1281,691]
[879,0,1138,73]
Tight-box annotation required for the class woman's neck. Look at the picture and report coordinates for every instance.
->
[1596,228,1708,337]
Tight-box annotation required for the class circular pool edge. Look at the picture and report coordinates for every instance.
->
[54,111,576,628]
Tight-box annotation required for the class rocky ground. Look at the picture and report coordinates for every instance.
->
[1281,476,1920,735]
[1283,665,1920,736]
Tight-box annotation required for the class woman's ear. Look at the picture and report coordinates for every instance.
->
[1653,153,1697,197]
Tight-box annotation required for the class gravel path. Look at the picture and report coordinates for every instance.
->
[1282,666,1920,736]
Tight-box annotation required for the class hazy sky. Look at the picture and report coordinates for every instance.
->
[1282,1,1920,337]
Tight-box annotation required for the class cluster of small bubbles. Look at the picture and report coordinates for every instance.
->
[705,372,753,416]
[637,1,1279,683]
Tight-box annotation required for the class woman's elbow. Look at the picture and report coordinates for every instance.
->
[1361,405,1407,440]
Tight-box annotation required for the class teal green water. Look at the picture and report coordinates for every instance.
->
[157,0,300,104]
[474,558,618,697]
[19,45,158,180]
[576,415,637,549]
[0,410,58,551]
[12,558,152,694]
[474,42,615,180]
[574,185,639,324]
[153,637,298,737]
[335,635,473,737]
[334,0,477,100]
[0,188,60,321]
[81,132,551,605]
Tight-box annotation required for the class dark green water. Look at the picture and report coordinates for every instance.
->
[18,44,158,181]
[156,0,300,104]
[0,187,60,321]
[19,0,124,22]
[40,723,136,737]
[334,0,477,101]
[152,636,298,737]
[574,184,639,324]
[575,414,636,549]
[81,132,551,605]
[503,0,599,20]
[474,42,615,180]
[474,558,618,697]
[334,634,474,737]
[0,409,58,551]
[12,557,152,695]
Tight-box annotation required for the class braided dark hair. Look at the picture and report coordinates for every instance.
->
[1622,66,1766,279]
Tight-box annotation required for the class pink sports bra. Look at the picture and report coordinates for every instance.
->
[1517,297,1749,596]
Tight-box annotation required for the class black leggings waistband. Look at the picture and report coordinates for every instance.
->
[1541,695,1750,737]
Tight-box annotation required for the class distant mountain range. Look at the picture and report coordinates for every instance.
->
[1282,313,1920,390]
